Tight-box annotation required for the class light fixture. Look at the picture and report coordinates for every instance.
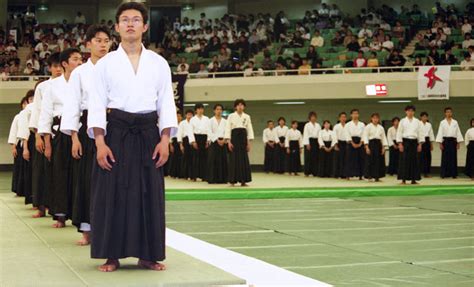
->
[183,103,209,107]
[182,4,194,11]
[273,101,306,105]
[378,100,412,103]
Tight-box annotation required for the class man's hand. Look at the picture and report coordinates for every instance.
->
[440,143,444,151]
[93,130,115,171]
[192,142,198,150]
[286,148,290,154]
[247,142,251,152]
[11,145,17,158]
[153,129,171,168]
[23,146,30,161]
[180,143,184,153]
[365,146,371,155]
[35,134,45,153]
[228,142,234,152]
[44,145,52,161]
[169,144,175,154]
[457,143,460,150]
[71,132,82,160]
[306,144,311,151]
[417,144,422,153]
[398,143,404,153]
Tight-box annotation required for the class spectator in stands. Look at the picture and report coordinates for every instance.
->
[298,58,311,75]
[346,36,360,52]
[218,47,231,68]
[261,55,275,70]
[369,36,382,51]
[275,62,286,76]
[382,35,394,51]
[74,12,86,24]
[318,3,330,18]
[330,4,341,18]
[461,53,474,70]
[343,30,354,47]
[426,48,440,65]
[196,63,209,78]
[178,57,190,72]
[440,48,457,65]
[468,46,474,59]
[392,21,405,45]
[23,62,34,76]
[360,41,370,53]
[306,45,318,62]
[353,51,367,67]
[331,31,344,46]
[5,41,17,53]
[26,53,40,73]
[176,64,189,75]
[429,33,445,49]
[236,35,251,60]
[413,56,424,66]
[1,65,10,81]
[462,33,474,49]
[208,55,221,71]
[274,11,289,42]
[386,50,406,67]
[197,43,209,58]
[358,24,373,41]
[310,30,324,48]
[367,52,379,67]
[379,20,391,31]
[415,32,430,50]
[462,18,472,36]
[244,61,264,77]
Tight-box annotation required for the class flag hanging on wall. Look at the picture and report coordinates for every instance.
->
[417,66,450,100]
[172,74,187,112]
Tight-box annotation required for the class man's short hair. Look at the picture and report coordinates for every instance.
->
[405,105,416,111]
[115,2,148,24]
[85,24,111,42]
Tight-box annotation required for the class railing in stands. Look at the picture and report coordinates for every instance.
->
[0,66,470,81]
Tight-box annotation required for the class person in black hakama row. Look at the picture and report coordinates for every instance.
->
[8,97,29,197]
[436,107,464,179]
[262,120,277,173]
[344,109,366,180]
[318,120,337,178]
[38,48,83,228]
[303,112,321,177]
[333,112,348,178]
[396,105,425,184]
[419,112,435,178]
[386,117,400,176]
[464,118,474,180]
[285,120,303,176]
[225,99,254,186]
[168,111,184,178]
[178,109,194,180]
[59,25,111,246]
[207,104,228,184]
[362,113,388,182]
[87,2,178,272]
[189,103,211,181]
[274,117,289,174]
[28,54,63,218]
[17,91,35,205]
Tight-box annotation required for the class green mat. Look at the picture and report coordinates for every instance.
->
[166,185,474,201]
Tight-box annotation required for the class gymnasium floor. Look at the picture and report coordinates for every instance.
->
[1,171,473,286]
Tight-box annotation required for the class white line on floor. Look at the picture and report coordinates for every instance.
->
[346,236,474,246]
[418,246,474,252]
[283,261,400,269]
[225,243,326,250]
[186,230,274,235]
[415,258,474,265]
[166,228,332,286]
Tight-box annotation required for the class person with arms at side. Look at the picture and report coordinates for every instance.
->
[419,112,435,178]
[188,103,211,182]
[303,111,321,177]
[386,117,400,176]
[285,120,303,176]
[318,120,337,178]
[262,120,278,173]
[362,113,388,182]
[333,112,347,179]
[436,107,464,179]
[207,104,228,184]
[344,109,366,180]
[464,118,474,180]
[274,117,289,174]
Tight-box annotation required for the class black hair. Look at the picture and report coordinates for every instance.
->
[85,24,111,42]
[213,103,223,110]
[420,111,429,117]
[291,120,298,125]
[392,116,400,123]
[46,52,61,66]
[470,118,474,127]
[278,116,286,123]
[115,1,148,24]
[185,109,194,115]
[176,110,183,115]
[233,98,246,108]
[371,112,380,118]
[405,105,416,111]
[350,108,359,114]
[308,111,317,119]
[194,103,204,110]
[59,48,81,69]
[25,89,34,100]
[338,112,347,117]
[267,120,274,124]
[444,106,452,113]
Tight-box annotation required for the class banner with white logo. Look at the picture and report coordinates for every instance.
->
[417,66,450,100]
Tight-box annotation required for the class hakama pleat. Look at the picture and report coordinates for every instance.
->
[319,141,336,178]
[11,142,22,196]
[364,139,386,180]
[207,140,228,184]
[335,140,347,178]
[90,109,166,261]
[31,135,49,208]
[344,137,365,178]
[263,142,275,172]
[440,137,458,178]
[191,134,208,180]
[387,140,399,175]
[465,141,474,178]
[304,138,319,176]
[287,140,301,173]
[273,136,287,174]
[420,137,432,175]
[168,138,183,178]
[397,138,421,181]
[180,137,193,179]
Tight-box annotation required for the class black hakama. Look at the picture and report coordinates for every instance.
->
[168,138,183,178]
[274,136,287,173]
[11,142,23,196]
[465,141,474,178]
[16,142,31,201]
[397,138,421,181]
[180,136,193,179]
[207,139,228,184]
[191,134,208,180]
[440,137,458,178]
[364,139,386,180]
[48,116,73,218]
[287,140,301,173]
[263,141,275,173]
[31,137,50,208]
[344,137,365,178]
[71,111,93,232]
[304,138,319,176]
[21,132,35,204]
[228,128,251,184]
[387,140,399,175]
[335,140,347,178]
[319,141,336,178]
[420,137,432,175]
[90,109,165,261]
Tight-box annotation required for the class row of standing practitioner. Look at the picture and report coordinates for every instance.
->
[261,107,474,182]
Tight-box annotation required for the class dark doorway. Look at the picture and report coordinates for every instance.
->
[149,6,181,46]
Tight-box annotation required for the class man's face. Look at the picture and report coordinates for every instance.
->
[186,113,193,120]
[340,114,347,123]
[351,111,359,120]
[235,103,244,113]
[87,31,110,58]
[49,63,63,77]
[116,9,148,42]
[63,52,82,73]
[268,122,274,129]
[196,107,204,115]
[214,106,223,116]
[406,110,414,117]
[445,109,453,118]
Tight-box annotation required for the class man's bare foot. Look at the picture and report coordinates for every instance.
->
[241,183,248,187]
[98,259,120,272]
[138,259,166,271]
[76,232,90,246]
[32,211,45,218]
[52,220,66,228]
